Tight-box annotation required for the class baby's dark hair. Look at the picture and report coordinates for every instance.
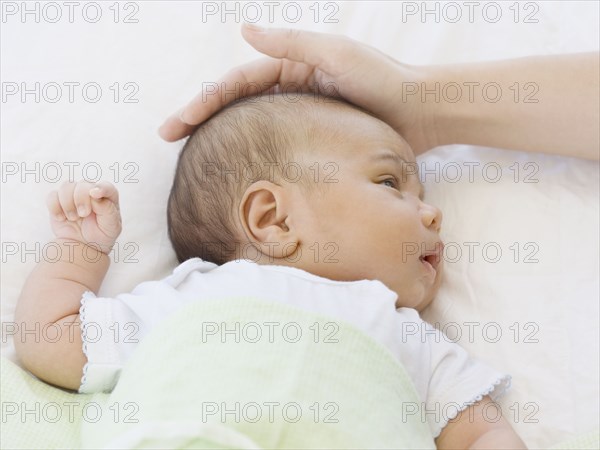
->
[167,93,372,265]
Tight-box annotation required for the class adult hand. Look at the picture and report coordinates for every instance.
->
[160,24,599,161]
[158,23,435,155]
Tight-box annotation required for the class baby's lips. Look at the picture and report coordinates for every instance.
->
[421,241,445,269]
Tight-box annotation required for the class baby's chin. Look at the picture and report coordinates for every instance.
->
[419,278,443,311]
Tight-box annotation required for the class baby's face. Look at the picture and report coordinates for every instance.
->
[285,114,444,311]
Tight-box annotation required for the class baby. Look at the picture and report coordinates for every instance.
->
[15,93,526,448]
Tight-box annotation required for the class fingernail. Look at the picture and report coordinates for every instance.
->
[78,206,87,217]
[243,22,265,33]
[55,213,65,221]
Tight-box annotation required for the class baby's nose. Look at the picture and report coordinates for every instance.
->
[421,203,443,232]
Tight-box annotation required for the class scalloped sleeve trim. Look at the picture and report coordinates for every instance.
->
[431,374,512,438]
[78,290,123,394]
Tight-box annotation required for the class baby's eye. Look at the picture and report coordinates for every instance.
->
[380,177,399,189]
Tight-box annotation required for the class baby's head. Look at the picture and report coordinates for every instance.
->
[168,94,443,311]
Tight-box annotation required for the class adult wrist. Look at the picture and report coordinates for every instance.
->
[415,63,464,150]
[390,62,444,155]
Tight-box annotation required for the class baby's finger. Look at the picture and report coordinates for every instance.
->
[73,181,96,217]
[89,181,120,214]
[57,182,78,221]
[46,191,66,221]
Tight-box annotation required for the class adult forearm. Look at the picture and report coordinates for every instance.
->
[426,53,599,160]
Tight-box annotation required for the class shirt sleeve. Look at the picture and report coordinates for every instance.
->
[396,308,511,439]
[78,258,212,394]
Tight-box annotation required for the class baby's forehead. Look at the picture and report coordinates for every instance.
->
[310,106,415,162]
[242,94,415,163]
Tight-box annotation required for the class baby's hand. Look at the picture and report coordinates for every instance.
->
[46,181,122,254]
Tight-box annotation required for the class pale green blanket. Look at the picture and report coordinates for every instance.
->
[80,297,435,449]
[1,297,598,449]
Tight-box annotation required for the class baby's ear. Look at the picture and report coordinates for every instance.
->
[239,180,298,260]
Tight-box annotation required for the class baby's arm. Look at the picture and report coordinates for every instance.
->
[435,395,527,449]
[14,180,122,391]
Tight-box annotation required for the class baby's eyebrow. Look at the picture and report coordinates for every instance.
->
[370,150,407,165]
[370,150,425,200]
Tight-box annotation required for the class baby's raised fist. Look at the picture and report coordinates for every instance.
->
[46,180,122,254]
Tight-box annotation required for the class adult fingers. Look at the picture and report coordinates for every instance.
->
[159,57,284,142]
[241,23,353,70]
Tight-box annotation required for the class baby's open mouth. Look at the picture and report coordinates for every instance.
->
[419,242,444,274]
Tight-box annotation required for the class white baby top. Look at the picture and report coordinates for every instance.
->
[78,257,511,438]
